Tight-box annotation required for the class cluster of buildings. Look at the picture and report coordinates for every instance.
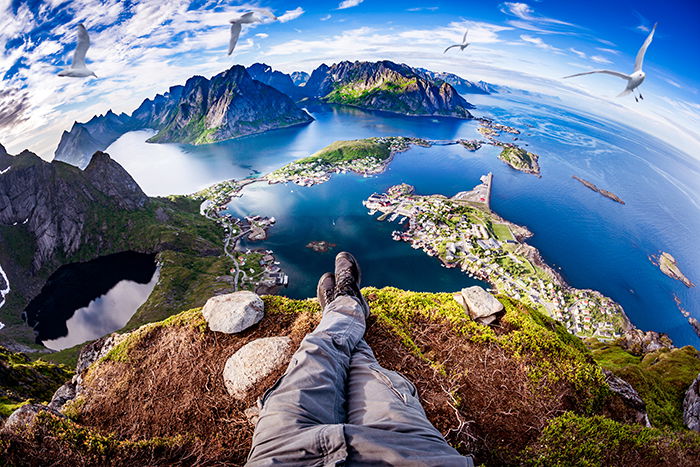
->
[364,181,626,340]
[266,137,430,187]
[266,156,386,187]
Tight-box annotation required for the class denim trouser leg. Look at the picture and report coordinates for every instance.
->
[246,295,472,467]
[246,296,366,466]
[344,340,473,466]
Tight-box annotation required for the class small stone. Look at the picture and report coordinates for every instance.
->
[202,291,264,334]
[2,404,63,433]
[683,373,700,432]
[223,336,292,400]
[454,286,504,325]
[244,406,261,425]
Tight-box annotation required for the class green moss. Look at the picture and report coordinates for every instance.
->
[589,340,700,429]
[25,411,186,461]
[103,308,206,364]
[526,411,700,465]
[0,345,73,418]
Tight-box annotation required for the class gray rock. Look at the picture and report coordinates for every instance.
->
[683,373,700,432]
[48,381,77,411]
[47,332,129,413]
[202,291,264,334]
[223,336,292,400]
[453,286,504,325]
[244,406,261,426]
[619,329,674,355]
[2,404,63,433]
[603,369,650,426]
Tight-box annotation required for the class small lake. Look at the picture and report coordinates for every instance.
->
[24,251,158,350]
[104,97,700,347]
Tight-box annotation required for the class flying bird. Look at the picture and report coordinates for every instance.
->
[444,30,471,54]
[57,24,97,78]
[563,23,657,102]
[228,12,258,55]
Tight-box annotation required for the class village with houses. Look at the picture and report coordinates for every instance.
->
[363,173,628,340]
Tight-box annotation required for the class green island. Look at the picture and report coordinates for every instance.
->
[266,137,429,186]
[474,119,541,175]
[650,251,695,288]
[364,175,629,339]
[495,144,540,175]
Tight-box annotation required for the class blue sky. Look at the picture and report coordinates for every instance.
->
[1,0,699,159]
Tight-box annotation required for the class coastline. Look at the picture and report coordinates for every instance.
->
[364,176,631,339]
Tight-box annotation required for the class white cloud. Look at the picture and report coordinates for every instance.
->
[501,2,574,27]
[569,48,586,59]
[596,47,619,55]
[407,6,438,12]
[664,78,682,89]
[590,55,611,64]
[278,7,304,23]
[636,24,650,33]
[520,34,559,51]
[255,33,269,38]
[338,0,364,10]
[320,14,332,21]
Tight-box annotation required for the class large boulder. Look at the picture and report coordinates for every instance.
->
[202,291,265,334]
[684,373,700,432]
[223,336,292,400]
[453,286,504,325]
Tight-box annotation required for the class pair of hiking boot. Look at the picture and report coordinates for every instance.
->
[316,252,368,316]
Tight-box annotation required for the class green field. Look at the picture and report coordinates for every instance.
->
[297,139,391,165]
[492,223,515,241]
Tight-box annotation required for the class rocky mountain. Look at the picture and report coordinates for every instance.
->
[416,68,498,94]
[290,70,310,86]
[54,66,313,167]
[303,60,474,118]
[0,149,147,272]
[0,145,226,351]
[246,63,306,100]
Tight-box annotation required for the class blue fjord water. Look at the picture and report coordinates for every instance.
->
[106,96,700,348]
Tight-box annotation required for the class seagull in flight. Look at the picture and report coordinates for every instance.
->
[57,24,97,78]
[444,30,471,54]
[228,12,259,55]
[563,23,657,102]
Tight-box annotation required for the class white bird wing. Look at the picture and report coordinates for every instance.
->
[462,29,469,44]
[72,24,90,69]
[634,22,657,72]
[228,22,242,55]
[240,11,257,23]
[444,44,460,53]
[563,69,631,80]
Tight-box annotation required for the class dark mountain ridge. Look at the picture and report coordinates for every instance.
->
[54,65,313,167]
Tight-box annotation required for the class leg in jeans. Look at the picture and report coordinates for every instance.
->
[246,295,366,467]
[343,339,473,466]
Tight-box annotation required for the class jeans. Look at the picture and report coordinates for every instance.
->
[246,295,473,466]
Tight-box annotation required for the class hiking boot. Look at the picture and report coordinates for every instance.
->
[316,272,336,310]
[334,252,369,316]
